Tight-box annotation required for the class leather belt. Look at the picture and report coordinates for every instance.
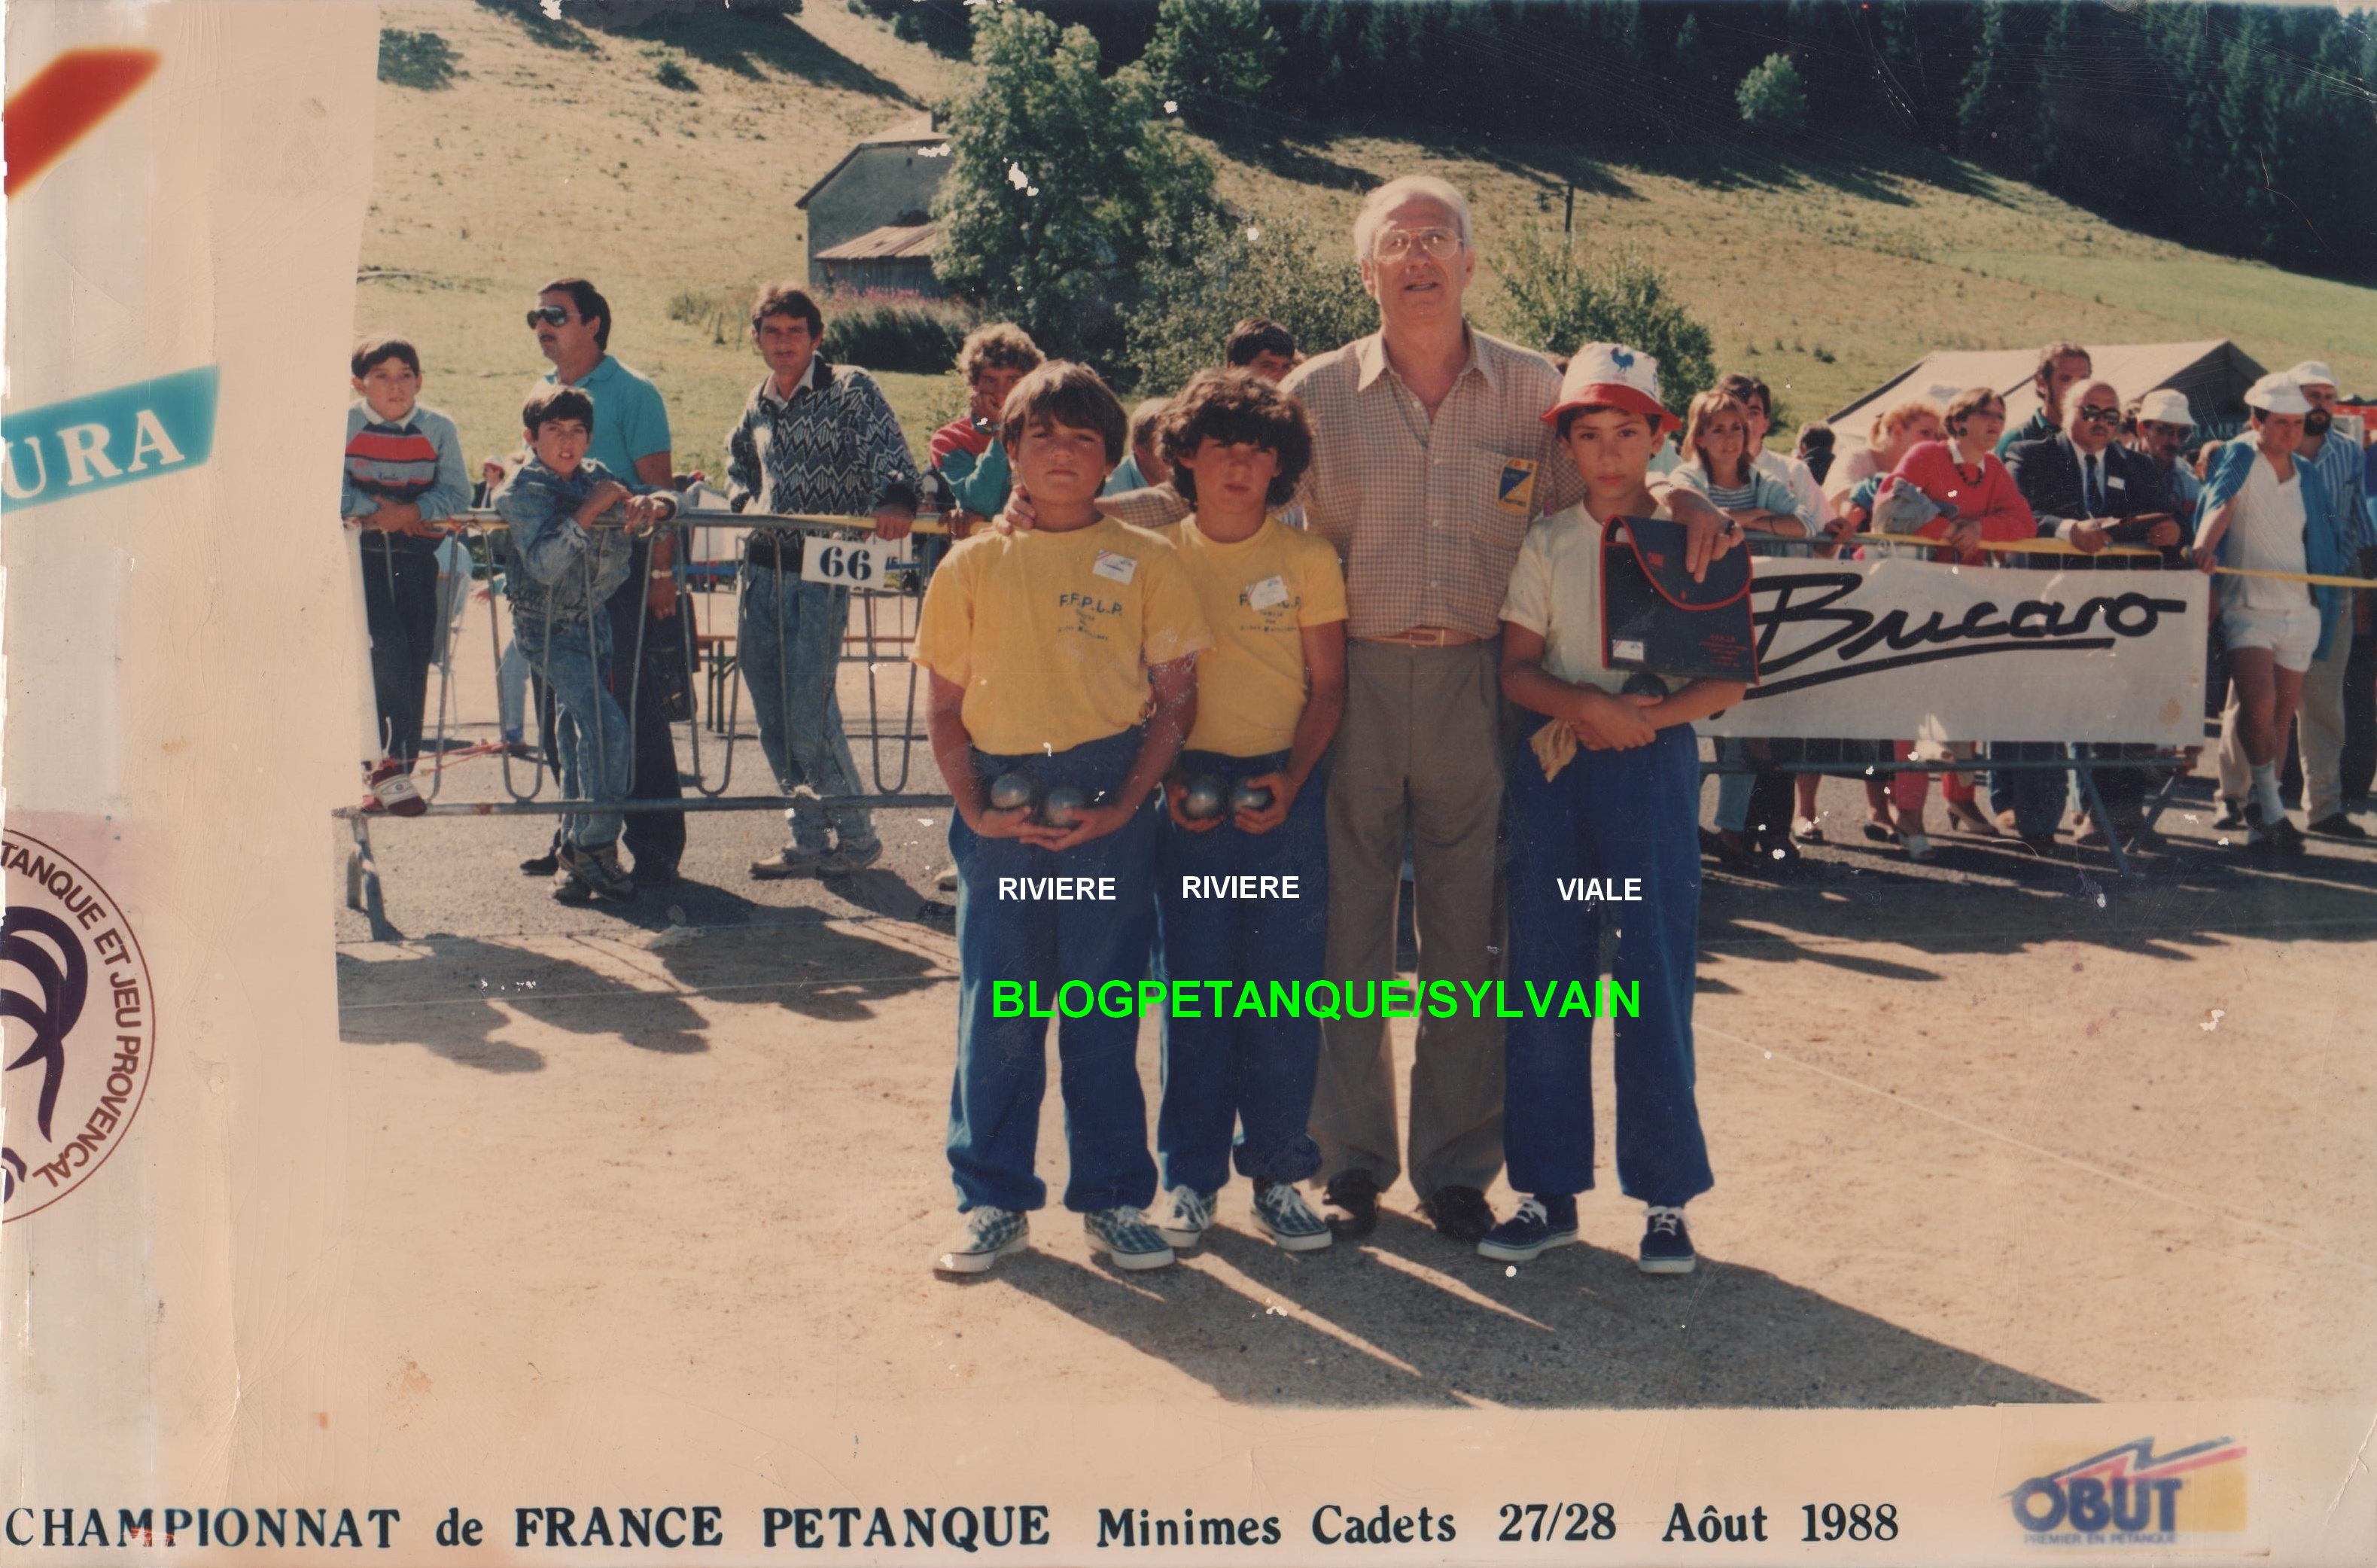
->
[743,534,804,571]
[1359,626,1485,648]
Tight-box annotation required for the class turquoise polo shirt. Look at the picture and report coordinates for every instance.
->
[546,354,672,480]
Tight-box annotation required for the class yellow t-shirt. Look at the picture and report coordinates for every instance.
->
[912,516,1213,757]
[1161,516,1349,757]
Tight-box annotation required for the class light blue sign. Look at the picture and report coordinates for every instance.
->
[2,365,219,510]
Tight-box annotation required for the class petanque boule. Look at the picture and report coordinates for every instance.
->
[1228,781,1275,815]
[1039,786,1090,828]
[987,772,1035,812]
[1181,776,1228,821]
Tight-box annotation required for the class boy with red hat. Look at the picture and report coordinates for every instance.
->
[1484,343,1746,1274]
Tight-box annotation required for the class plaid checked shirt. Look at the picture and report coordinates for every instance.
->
[1107,327,1586,641]
[724,358,920,519]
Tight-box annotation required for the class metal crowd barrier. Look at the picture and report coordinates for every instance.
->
[341,507,962,915]
[1691,525,2233,880]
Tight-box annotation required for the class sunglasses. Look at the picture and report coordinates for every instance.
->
[1373,227,1462,263]
[525,305,578,328]
[2074,403,2123,425]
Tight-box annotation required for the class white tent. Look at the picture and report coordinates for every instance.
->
[1825,339,2266,459]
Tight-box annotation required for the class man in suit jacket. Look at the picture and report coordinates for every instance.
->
[2003,379,2185,850]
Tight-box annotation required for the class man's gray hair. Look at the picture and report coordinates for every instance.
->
[2062,377,2120,423]
[1351,175,1475,263]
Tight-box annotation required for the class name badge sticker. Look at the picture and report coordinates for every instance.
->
[1612,638,1646,662]
[1246,574,1290,610]
[1091,551,1137,585]
[1496,458,1539,516]
[2108,474,2126,491]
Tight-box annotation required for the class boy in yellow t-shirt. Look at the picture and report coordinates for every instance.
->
[912,362,1212,1277]
[1142,371,1347,1254]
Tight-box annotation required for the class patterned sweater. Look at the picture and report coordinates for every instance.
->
[723,358,920,523]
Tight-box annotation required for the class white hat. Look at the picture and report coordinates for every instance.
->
[2134,388,2194,429]
[2287,360,2337,390]
[1542,343,1678,436]
[2245,373,2310,416]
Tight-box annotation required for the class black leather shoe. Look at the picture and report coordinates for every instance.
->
[2305,814,2369,841]
[519,836,561,877]
[1321,1170,1380,1239]
[1422,1184,1496,1244]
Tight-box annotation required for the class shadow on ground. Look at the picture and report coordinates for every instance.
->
[992,1212,2080,1408]
[336,914,941,1070]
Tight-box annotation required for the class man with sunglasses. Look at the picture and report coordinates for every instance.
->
[2004,379,2178,851]
[515,277,689,888]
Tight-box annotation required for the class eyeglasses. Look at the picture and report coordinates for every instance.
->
[525,306,577,328]
[2074,403,2123,425]
[1372,227,1463,263]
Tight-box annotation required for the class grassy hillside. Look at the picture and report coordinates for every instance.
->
[359,0,2377,477]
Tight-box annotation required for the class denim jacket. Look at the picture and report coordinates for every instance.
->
[2201,436,2348,656]
[492,456,655,623]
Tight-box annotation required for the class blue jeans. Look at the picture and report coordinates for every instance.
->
[513,607,629,851]
[1154,750,1327,1194]
[738,562,875,854]
[1504,724,1713,1207]
[948,729,1160,1215]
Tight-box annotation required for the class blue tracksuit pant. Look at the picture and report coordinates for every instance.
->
[1154,749,1328,1195]
[1504,723,1713,1207]
[948,728,1159,1215]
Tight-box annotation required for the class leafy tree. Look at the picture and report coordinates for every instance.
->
[1140,0,1283,113]
[1494,229,1716,413]
[1735,53,1809,138]
[1123,206,1376,394]
[932,5,1218,370]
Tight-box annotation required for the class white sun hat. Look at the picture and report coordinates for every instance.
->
[2245,373,2310,416]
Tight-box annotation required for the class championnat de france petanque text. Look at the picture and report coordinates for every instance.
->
[8,1496,1905,1551]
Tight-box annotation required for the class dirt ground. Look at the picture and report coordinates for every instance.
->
[329,599,2377,1416]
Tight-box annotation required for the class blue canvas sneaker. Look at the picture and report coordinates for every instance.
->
[1638,1205,1697,1274]
[1477,1194,1579,1262]
[1250,1180,1333,1252]
[932,1207,1030,1275]
[1155,1186,1215,1250]
[1083,1207,1175,1271]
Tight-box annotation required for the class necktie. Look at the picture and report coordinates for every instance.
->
[2085,455,2103,515]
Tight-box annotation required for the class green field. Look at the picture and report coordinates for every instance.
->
[358,0,2377,473]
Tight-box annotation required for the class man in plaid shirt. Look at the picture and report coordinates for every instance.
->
[725,283,921,878]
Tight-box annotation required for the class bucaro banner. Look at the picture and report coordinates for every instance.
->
[1698,556,2209,745]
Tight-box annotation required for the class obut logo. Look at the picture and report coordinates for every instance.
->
[2,831,156,1219]
[2005,1436,2247,1547]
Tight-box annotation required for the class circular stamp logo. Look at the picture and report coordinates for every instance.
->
[3,830,156,1220]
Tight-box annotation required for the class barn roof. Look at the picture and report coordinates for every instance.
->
[812,222,940,262]
[794,114,947,210]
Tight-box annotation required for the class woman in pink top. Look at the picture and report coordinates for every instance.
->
[1876,388,2038,855]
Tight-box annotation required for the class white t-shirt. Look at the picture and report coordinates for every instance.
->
[1825,446,1884,503]
[1499,501,1672,695]
[1758,448,1837,525]
[2219,451,2311,613]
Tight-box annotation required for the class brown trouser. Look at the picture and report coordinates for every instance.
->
[1310,639,1508,1200]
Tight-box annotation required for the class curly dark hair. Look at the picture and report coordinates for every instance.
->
[1154,370,1313,508]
